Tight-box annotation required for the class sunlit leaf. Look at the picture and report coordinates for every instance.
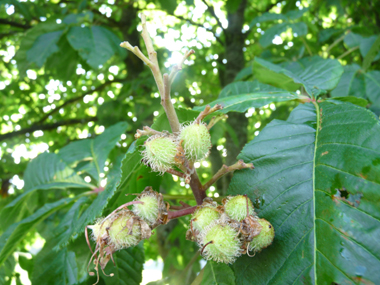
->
[229,101,380,284]
[201,261,236,285]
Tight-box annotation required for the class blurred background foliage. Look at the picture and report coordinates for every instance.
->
[0,0,380,284]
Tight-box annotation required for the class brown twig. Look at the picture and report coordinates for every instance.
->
[207,114,228,130]
[166,168,187,178]
[202,160,254,191]
[167,206,197,220]
[201,0,225,31]
[195,104,223,124]
[162,73,180,132]
[134,126,162,139]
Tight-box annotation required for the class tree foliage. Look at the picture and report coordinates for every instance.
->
[1,0,380,284]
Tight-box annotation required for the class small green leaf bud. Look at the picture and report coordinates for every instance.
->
[224,195,255,221]
[200,221,242,264]
[179,122,211,161]
[248,218,275,253]
[142,135,177,173]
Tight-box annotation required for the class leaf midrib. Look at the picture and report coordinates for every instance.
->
[312,101,320,284]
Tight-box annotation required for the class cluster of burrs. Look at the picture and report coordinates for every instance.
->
[136,105,226,180]
[186,195,275,264]
[85,187,168,284]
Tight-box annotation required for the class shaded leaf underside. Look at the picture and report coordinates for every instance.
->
[228,101,380,284]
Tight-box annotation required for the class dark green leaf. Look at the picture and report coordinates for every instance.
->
[103,243,145,285]
[63,11,94,24]
[360,35,380,62]
[0,153,91,230]
[26,30,64,67]
[362,35,380,71]
[249,13,287,29]
[260,23,287,48]
[344,32,363,49]
[32,241,78,285]
[195,81,299,113]
[0,198,73,266]
[229,101,380,284]
[285,8,309,20]
[289,22,307,36]
[201,261,235,285]
[326,96,368,108]
[58,122,128,181]
[66,26,125,69]
[158,0,177,14]
[331,64,361,97]
[318,28,343,43]
[14,21,63,75]
[54,154,125,248]
[233,66,253,82]
[253,56,344,96]
[364,71,380,109]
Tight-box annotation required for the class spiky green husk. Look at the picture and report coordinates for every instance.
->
[191,206,220,231]
[200,222,242,264]
[142,135,177,173]
[224,195,255,222]
[249,218,274,252]
[179,122,211,161]
[132,195,159,225]
[91,219,112,241]
[108,213,141,250]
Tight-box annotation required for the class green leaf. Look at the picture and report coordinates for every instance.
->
[201,261,236,285]
[362,35,380,71]
[26,30,64,67]
[58,122,128,181]
[344,32,363,49]
[158,0,177,14]
[249,13,287,29]
[289,22,307,36]
[331,64,361,98]
[364,71,380,109]
[229,101,380,284]
[326,96,368,108]
[53,196,90,250]
[32,241,78,285]
[260,23,288,48]
[14,21,64,75]
[54,154,125,248]
[195,81,299,113]
[103,243,144,285]
[66,26,125,69]
[285,8,309,20]
[233,66,253,82]
[63,11,94,24]
[0,198,73,266]
[253,56,344,96]
[318,28,343,43]
[0,153,91,230]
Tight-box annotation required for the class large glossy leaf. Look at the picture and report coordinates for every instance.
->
[195,81,300,113]
[66,26,125,69]
[0,198,73,266]
[229,101,380,284]
[0,153,92,230]
[103,243,144,285]
[58,121,128,181]
[32,240,78,285]
[253,56,344,96]
[344,33,380,61]
[201,261,236,285]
